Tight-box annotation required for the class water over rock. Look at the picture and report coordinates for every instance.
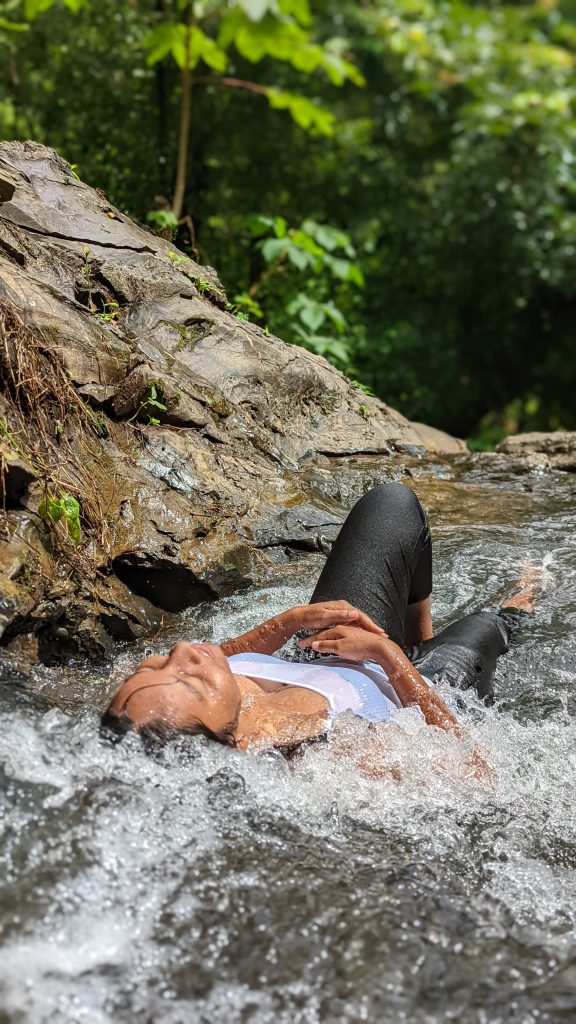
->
[0,140,465,662]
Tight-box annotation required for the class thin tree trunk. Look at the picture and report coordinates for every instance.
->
[171,3,193,220]
[155,0,168,194]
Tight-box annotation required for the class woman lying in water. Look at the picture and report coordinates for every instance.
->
[101,484,537,775]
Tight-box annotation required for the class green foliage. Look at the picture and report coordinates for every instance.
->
[39,493,82,545]
[4,0,576,441]
[94,300,119,323]
[147,209,178,230]
[266,89,335,135]
[23,0,84,17]
[140,0,362,144]
[230,292,264,320]
[129,383,168,426]
[166,250,189,267]
[242,215,365,369]
[144,23,227,72]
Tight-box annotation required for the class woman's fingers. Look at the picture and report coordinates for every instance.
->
[301,602,386,636]
[310,639,341,653]
[354,612,387,635]
[298,627,342,647]
[311,608,358,626]
[317,603,385,635]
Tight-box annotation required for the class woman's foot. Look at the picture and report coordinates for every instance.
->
[500,562,543,613]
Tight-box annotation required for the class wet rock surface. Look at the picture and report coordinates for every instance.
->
[0,140,465,663]
[496,431,576,471]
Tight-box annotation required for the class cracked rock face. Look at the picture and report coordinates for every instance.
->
[0,141,466,664]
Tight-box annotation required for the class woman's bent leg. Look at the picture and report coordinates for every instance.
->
[408,609,521,704]
[309,483,432,646]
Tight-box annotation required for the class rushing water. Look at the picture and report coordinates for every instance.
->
[1,466,576,1024]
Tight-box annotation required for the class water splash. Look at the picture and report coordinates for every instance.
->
[1,474,575,1023]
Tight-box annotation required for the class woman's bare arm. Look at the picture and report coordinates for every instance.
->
[373,638,461,733]
[220,611,297,657]
[220,601,385,657]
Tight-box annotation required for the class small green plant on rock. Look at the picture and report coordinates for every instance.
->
[39,493,82,545]
[193,276,212,294]
[228,292,264,323]
[15,559,32,589]
[129,383,167,426]
[321,392,338,414]
[167,250,188,267]
[95,300,120,323]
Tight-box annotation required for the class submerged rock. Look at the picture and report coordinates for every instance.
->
[0,140,463,662]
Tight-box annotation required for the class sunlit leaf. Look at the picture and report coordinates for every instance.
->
[144,23,183,64]
[279,0,311,27]
[147,209,179,229]
[266,89,335,135]
[144,23,226,70]
[285,244,310,271]
[0,18,29,31]
[261,237,287,262]
[237,0,275,21]
[23,0,53,19]
[219,9,363,86]
[66,515,82,545]
[38,496,63,524]
[300,302,325,332]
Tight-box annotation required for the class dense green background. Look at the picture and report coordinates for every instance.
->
[2,0,575,445]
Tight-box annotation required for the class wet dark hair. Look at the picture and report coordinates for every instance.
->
[100,708,237,749]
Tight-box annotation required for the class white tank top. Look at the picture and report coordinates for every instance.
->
[228,653,432,724]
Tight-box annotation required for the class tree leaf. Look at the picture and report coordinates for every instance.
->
[299,299,326,332]
[279,0,311,27]
[266,89,335,136]
[144,23,184,65]
[190,26,227,72]
[60,494,81,520]
[286,244,311,271]
[0,18,29,32]
[38,496,63,524]
[23,0,53,19]
[261,237,287,262]
[237,0,275,22]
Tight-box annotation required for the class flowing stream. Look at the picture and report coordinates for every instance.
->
[1,464,575,1024]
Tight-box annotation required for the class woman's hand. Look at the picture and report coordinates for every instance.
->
[297,623,389,663]
[287,601,386,637]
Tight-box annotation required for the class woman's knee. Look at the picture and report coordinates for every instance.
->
[354,483,425,522]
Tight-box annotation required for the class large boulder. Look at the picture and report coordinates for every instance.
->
[0,141,464,662]
[496,431,576,471]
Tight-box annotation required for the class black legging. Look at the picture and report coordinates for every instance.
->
[309,484,515,703]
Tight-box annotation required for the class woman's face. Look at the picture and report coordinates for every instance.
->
[105,642,241,740]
